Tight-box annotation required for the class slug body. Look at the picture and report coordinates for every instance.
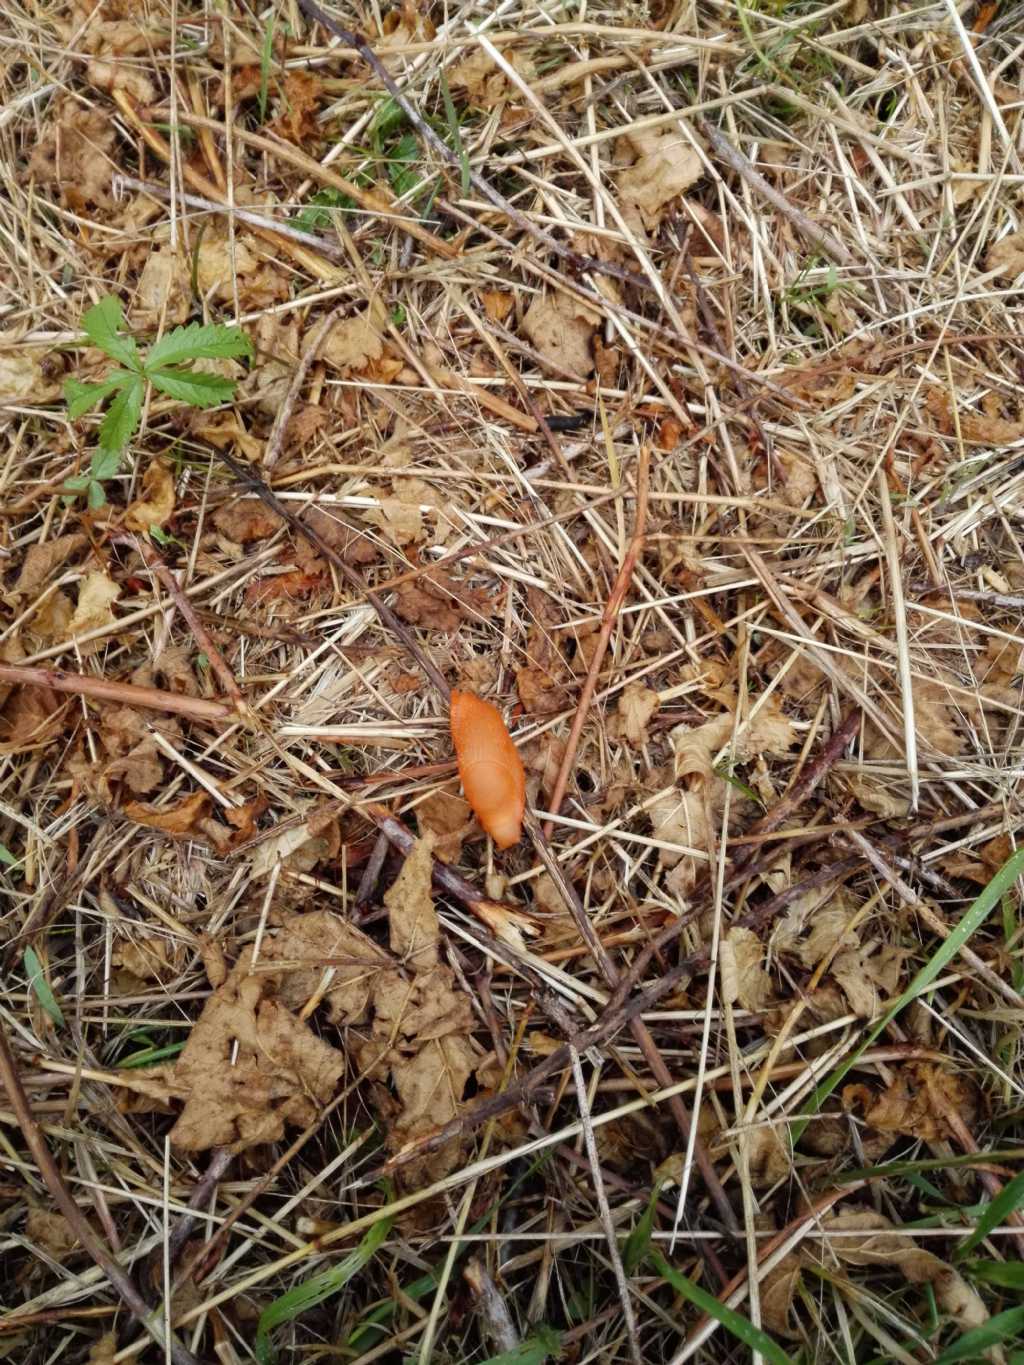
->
[450,689,526,850]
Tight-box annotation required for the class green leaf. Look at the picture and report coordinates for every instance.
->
[650,1251,795,1365]
[964,1260,1024,1291]
[62,473,91,494]
[934,1304,1024,1363]
[24,947,64,1028]
[258,12,276,123]
[82,295,140,370]
[87,480,107,510]
[90,446,122,482]
[792,845,1024,1145]
[254,1215,391,1364]
[957,1170,1024,1260]
[146,321,252,370]
[0,843,19,868]
[65,374,128,419]
[97,374,144,458]
[623,1183,661,1275]
[480,1325,561,1365]
[147,367,236,407]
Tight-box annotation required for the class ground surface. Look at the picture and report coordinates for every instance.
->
[2,2,1024,1363]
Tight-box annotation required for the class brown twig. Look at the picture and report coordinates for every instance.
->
[696,116,856,268]
[118,536,246,713]
[0,1022,201,1365]
[0,663,231,723]
[263,304,347,472]
[210,447,453,699]
[543,446,651,834]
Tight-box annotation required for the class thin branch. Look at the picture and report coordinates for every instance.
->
[0,1022,201,1365]
[0,663,231,723]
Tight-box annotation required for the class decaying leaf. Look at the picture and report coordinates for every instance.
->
[269,71,323,145]
[617,126,702,231]
[322,312,385,372]
[123,790,210,836]
[27,99,116,208]
[617,683,660,746]
[125,460,175,531]
[11,534,87,598]
[449,48,537,107]
[69,571,121,648]
[134,245,190,327]
[850,1062,976,1142]
[0,351,60,405]
[168,970,346,1152]
[720,926,773,1011]
[25,1207,79,1263]
[87,1333,117,1365]
[522,293,599,377]
[385,833,439,970]
[987,229,1024,279]
[416,786,475,860]
[212,499,284,544]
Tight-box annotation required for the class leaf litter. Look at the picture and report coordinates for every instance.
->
[3,3,1024,1363]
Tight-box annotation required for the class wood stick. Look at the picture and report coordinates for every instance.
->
[0,663,231,722]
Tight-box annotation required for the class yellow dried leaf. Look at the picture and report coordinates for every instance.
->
[125,460,175,531]
[618,127,702,231]
[322,313,385,372]
[123,790,210,836]
[617,683,660,746]
[134,246,190,328]
[362,495,424,546]
[987,229,1024,279]
[386,835,439,971]
[69,571,120,646]
[522,293,598,377]
[12,534,87,597]
[720,926,773,1011]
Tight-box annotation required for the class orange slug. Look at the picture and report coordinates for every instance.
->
[449,689,526,850]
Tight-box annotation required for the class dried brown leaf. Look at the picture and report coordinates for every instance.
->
[69,571,120,648]
[213,499,284,544]
[25,1207,79,1262]
[617,683,660,746]
[125,459,175,531]
[522,293,598,377]
[322,313,385,372]
[123,790,210,836]
[720,926,773,1011]
[618,127,702,231]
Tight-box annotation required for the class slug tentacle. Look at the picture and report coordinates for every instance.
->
[449,689,526,850]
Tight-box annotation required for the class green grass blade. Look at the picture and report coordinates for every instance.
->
[481,1325,561,1364]
[24,947,64,1028]
[258,12,276,123]
[964,1260,1024,1291]
[439,71,470,195]
[934,1303,1024,1363]
[146,321,252,370]
[254,1214,391,1364]
[623,1182,660,1275]
[956,1169,1024,1260]
[792,846,1024,1145]
[82,295,140,370]
[650,1251,795,1365]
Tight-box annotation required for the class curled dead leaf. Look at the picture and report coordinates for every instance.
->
[522,293,599,377]
[617,126,703,231]
[125,460,175,531]
[123,790,210,836]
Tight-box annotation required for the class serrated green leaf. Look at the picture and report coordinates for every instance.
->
[90,445,123,482]
[148,367,236,407]
[650,1252,795,1365]
[146,321,252,370]
[255,1216,391,1365]
[97,374,144,457]
[87,480,107,510]
[62,474,91,494]
[82,296,140,370]
[934,1304,1024,1363]
[65,374,129,420]
[24,947,64,1028]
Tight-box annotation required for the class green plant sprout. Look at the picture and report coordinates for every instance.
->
[64,295,252,509]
